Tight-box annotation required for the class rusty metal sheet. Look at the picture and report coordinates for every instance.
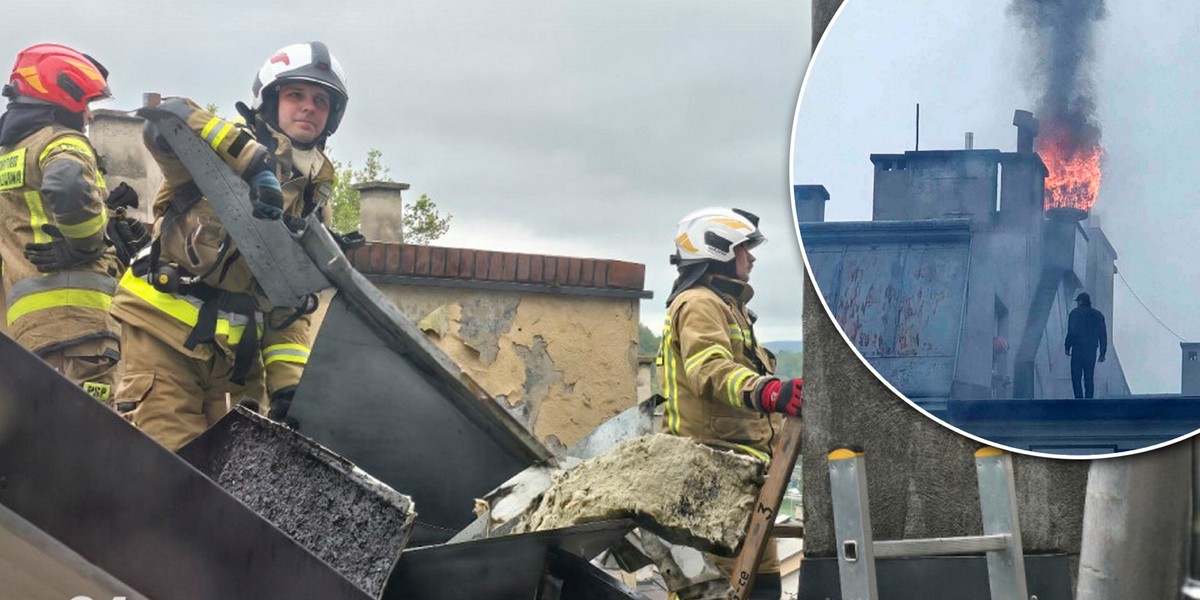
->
[0,334,372,600]
[801,220,971,398]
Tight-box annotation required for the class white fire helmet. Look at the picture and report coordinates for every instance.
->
[252,41,348,137]
[672,207,766,265]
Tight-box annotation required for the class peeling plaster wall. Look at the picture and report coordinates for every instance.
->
[373,284,641,450]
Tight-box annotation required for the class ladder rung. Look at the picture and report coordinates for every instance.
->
[873,534,1009,558]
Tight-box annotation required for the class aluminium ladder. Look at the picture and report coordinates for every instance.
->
[828,446,1028,600]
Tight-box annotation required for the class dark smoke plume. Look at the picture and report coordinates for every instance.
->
[1009,0,1107,148]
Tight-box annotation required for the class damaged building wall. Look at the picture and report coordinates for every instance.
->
[800,276,1089,557]
[806,129,1128,401]
[372,284,641,451]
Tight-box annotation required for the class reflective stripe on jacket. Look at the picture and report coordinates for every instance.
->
[657,275,779,461]
[0,125,120,354]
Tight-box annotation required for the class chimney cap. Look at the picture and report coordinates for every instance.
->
[793,184,830,201]
[1012,109,1039,134]
[353,181,411,193]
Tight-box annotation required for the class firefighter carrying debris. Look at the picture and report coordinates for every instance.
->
[0,43,132,404]
[657,207,803,599]
[110,42,349,450]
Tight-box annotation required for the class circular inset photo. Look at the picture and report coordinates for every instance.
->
[790,0,1200,457]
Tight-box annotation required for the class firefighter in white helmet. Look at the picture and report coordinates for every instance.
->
[0,43,124,403]
[656,207,802,599]
[109,42,349,450]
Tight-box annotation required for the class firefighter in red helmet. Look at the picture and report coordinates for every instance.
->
[0,43,122,402]
[109,42,349,450]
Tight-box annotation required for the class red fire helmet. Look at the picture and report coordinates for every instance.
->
[8,43,110,113]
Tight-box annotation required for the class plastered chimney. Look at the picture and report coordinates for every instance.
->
[356,181,411,243]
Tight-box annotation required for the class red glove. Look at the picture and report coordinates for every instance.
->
[759,378,802,416]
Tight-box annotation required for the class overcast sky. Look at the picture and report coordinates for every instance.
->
[6,0,811,343]
[793,0,1200,393]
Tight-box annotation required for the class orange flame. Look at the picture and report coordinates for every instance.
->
[1036,122,1102,214]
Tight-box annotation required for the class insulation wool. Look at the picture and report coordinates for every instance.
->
[517,433,764,554]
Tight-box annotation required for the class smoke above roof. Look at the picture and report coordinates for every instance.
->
[1009,0,1108,214]
[1009,0,1107,150]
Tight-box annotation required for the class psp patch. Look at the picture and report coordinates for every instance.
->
[83,381,112,402]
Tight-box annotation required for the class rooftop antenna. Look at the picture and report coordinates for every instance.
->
[915,103,920,151]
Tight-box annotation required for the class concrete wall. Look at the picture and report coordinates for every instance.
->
[853,144,1129,399]
[871,151,1002,226]
[1183,343,1200,395]
[88,109,161,225]
[812,0,845,51]
[801,276,1089,556]
[372,283,641,452]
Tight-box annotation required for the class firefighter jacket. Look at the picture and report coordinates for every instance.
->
[0,116,121,356]
[657,274,780,461]
[110,98,334,396]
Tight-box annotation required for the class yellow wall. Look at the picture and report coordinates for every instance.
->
[375,284,641,450]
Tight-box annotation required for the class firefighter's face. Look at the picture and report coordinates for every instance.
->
[276,82,331,144]
[734,244,755,281]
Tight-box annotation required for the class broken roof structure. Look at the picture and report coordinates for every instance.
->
[0,105,666,599]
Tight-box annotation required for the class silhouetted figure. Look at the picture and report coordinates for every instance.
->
[1065,292,1107,399]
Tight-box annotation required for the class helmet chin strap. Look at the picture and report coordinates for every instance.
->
[708,257,738,279]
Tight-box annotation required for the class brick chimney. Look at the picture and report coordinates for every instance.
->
[356,181,411,243]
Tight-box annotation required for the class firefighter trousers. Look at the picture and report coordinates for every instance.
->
[112,323,266,451]
[40,336,121,406]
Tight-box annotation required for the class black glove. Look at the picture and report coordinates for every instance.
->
[107,214,151,268]
[249,170,284,220]
[104,181,139,211]
[333,230,366,252]
[267,386,299,429]
[24,224,103,272]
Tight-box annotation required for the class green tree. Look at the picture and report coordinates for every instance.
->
[403,193,452,245]
[327,148,452,244]
[638,323,661,398]
[638,323,661,356]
